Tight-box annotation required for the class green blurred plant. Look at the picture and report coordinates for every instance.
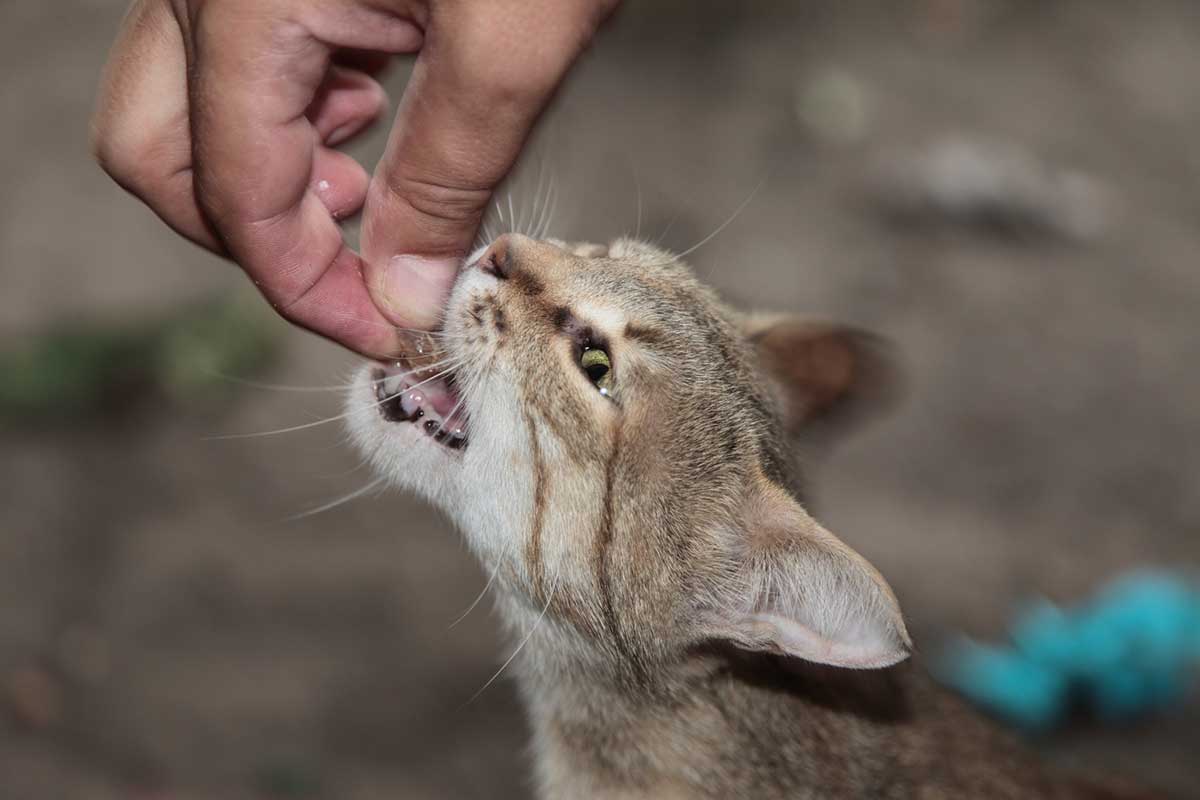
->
[0,292,281,425]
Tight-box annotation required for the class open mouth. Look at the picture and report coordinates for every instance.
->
[372,335,467,450]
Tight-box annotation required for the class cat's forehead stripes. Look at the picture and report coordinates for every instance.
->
[509,266,545,297]
[622,322,668,347]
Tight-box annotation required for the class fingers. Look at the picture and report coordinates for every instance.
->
[360,0,619,329]
[92,3,381,248]
[186,0,403,355]
[94,0,396,354]
[307,65,389,147]
[312,146,370,221]
[93,0,222,252]
[95,0,614,354]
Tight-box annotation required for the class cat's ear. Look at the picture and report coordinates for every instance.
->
[741,314,899,437]
[706,479,911,669]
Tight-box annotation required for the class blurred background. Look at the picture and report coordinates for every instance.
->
[3,0,1199,797]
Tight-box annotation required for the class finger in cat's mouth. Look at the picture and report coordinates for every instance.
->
[372,363,467,451]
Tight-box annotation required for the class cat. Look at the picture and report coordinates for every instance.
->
[346,234,1155,799]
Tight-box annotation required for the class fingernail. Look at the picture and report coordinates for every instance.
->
[375,255,459,329]
[327,123,357,147]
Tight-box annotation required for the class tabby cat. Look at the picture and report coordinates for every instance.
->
[346,234,1152,799]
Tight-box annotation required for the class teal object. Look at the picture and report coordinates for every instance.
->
[935,571,1200,730]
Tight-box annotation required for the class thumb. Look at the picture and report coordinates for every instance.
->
[361,0,613,329]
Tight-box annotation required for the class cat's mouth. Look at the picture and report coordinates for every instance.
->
[371,358,467,451]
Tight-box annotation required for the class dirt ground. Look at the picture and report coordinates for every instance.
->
[2,1,1199,797]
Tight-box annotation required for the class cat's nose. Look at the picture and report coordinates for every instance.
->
[476,233,531,280]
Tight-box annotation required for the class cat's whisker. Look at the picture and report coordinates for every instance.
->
[535,163,549,237]
[633,169,644,241]
[389,351,473,372]
[479,219,496,247]
[516,171,531,236]
[426,359,473,377]
[535,178,554,240]
[208,363,468,440]
[536,179,558,240]
[652,209,681,247]
[320,453,373,480]
[206,405,374,441]
[385,325,462,340]
[204,372,369,394]
[281,475,387,522]
[395,347,469,367]
[209,367,437,395]
[384,359,474,396]
[441,361,484,427]
[549,179,560,236]
[529,191,540,236]
[441,392,470,434]
[664,178,765,263]
[466,568,559,705]
[526,159,549,238]
[448,562,501,629]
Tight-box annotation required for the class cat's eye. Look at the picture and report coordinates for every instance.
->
[580,347,612,393]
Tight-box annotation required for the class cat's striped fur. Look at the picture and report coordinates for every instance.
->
[347,235,1154,799]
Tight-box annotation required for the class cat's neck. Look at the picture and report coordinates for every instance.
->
[507,611,906,798]
[507,622,1077,800]
[511,624,713,799]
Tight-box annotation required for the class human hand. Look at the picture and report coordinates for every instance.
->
[93,0,616,357]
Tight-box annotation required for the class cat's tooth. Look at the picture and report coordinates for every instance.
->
[382,372,405,398]
[421,405,446,429]
[400,389,426,419]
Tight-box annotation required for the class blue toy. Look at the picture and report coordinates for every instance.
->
[934,571,1200,730]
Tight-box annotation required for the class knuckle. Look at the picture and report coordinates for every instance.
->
[90,117,157,191]
[487,67,558,107]
[90,104,190,200]
[89,121,122,176]
[382,173,490,230]
[89,104,132,173]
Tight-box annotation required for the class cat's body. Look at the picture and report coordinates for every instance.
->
[526,647,1142,799]
[346,235,1152,799]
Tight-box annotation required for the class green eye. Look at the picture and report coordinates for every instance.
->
[580,347,612,392]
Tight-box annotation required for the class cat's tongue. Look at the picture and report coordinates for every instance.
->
[395,372,456,417]
[397,378,465,432]
[420,381,459,420]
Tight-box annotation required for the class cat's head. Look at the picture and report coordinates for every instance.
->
[347,235,909,676]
